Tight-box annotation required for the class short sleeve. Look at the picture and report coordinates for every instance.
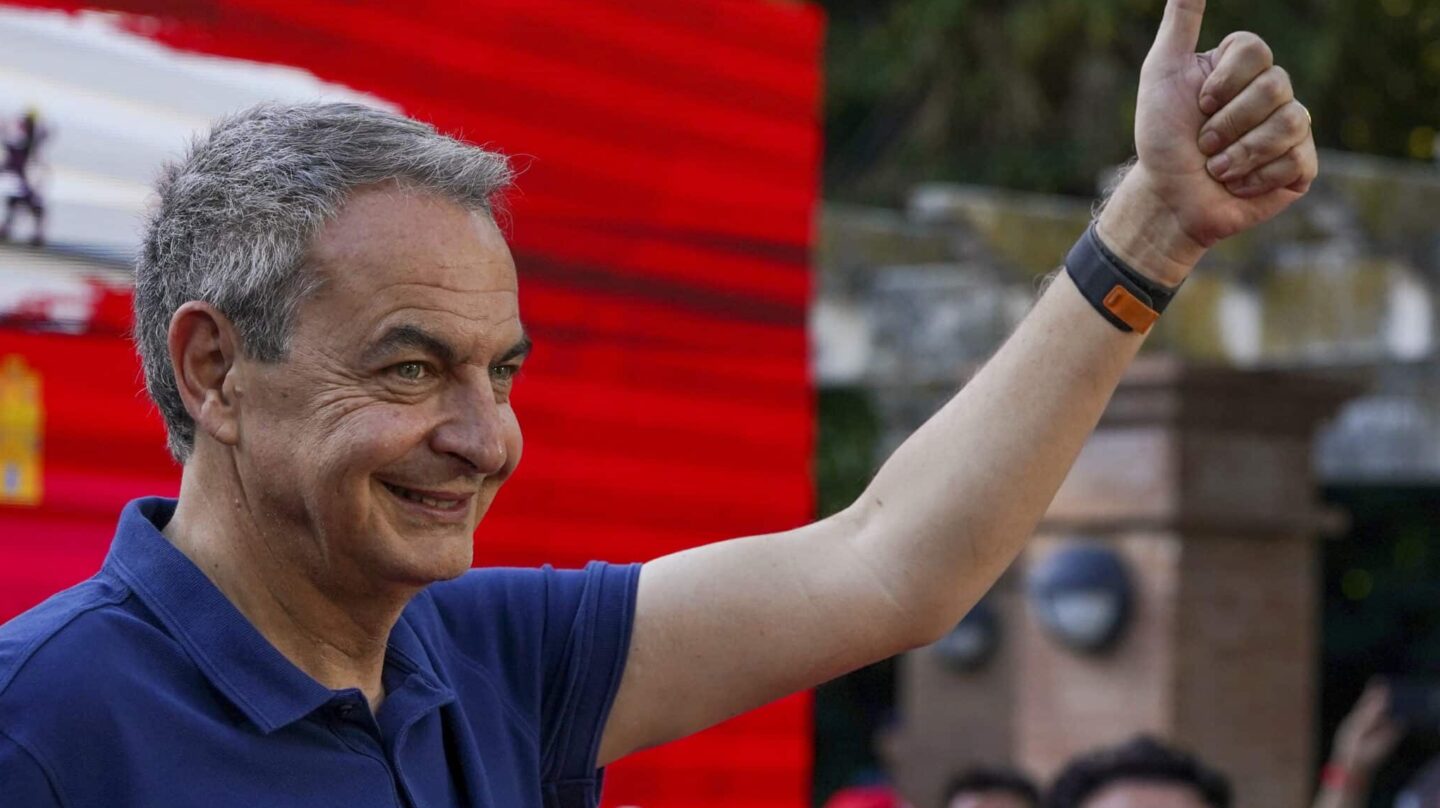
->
[0,729,63,807]
[415,560,641,808]
[536,562,641,784]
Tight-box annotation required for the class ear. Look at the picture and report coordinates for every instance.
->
[168,301,242,448]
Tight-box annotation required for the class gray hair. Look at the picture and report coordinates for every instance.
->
[134,102,514,462]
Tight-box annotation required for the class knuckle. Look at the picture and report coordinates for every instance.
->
[1234,32,1274,63]
[1227,140,1252,169]
[1210,111,1239,141]
[1262,70,1292,104]
[1282,106,1308,137]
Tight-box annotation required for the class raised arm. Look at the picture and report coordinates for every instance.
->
[598,0,1318,766]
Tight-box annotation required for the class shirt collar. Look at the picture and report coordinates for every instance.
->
[103,497,444,734]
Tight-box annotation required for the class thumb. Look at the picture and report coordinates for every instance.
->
[1149,0,1206,62]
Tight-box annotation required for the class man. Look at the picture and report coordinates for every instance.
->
[1044,736,1232,808]
[946,767,1042,808]
[0,2,1317,806]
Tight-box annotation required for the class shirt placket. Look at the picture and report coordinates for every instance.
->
[324,691,408,808]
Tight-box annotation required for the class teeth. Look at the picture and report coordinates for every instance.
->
[386,483,459,509]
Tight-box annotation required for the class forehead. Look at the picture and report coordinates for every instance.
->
[951,792,1033,808]
[304,184,520,344]
[1085,782,1208,808]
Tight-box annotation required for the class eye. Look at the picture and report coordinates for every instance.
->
[391,361,433,382]
[490,364,521,383]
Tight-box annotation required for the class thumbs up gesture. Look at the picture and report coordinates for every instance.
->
[1097,0,1318,286]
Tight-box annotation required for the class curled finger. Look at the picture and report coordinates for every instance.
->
[1224,139,1317,198]
[1209,100,1312,183]
[1199,65,1294,156]
[1199,31,1274,115]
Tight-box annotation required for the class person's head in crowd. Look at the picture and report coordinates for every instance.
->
[945,766,1041,808]
[1046,736,1231,808]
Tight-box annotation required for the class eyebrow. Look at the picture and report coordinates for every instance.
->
[363,325,460,366]
[362,324,532,366]
[498,333,533,364]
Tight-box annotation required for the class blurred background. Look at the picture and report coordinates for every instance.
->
[1,1,1438,807]
[811,3,1440,808]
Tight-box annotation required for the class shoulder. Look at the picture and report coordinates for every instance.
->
[408,562,641,651]
[404,562,640,693]
[404,566,561,673]
[0,575,233,806]
[0,574,174,794]
[0,575,132,697]
[0,573,187,730]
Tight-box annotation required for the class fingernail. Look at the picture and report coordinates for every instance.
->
[1198,130,1223,154]
[1207,153,1232,179]
[1199,94,1219,115]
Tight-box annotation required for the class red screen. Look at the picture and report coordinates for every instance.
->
[0,1,823,805]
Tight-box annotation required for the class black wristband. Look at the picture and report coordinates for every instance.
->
[1064,224,1180,334]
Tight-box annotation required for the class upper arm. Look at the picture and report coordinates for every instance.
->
[597,505,933,766]
[0,729,64,808]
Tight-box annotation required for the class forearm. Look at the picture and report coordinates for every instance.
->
[849,182,1191,642]
[1312,772,1372,808]
[1312,787,1367,808]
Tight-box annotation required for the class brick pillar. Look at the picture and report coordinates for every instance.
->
[892,358,1353,808]
[891,571,1023,808]
[1016,358,1355,808]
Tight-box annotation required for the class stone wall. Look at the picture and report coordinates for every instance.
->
[814,149,1440,480]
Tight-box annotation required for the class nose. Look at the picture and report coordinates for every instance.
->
[430,369,509,476]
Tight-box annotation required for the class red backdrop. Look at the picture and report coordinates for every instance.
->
[0,1,823,805]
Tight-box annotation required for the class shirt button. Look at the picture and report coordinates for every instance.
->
[337,703,355,718]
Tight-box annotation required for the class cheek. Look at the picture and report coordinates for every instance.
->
[309,405,435,487]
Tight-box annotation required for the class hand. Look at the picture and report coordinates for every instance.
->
[1330,680,1404,784]
[1098,0,1318,286]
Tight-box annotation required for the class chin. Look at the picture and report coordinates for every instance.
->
[386,528,476,586]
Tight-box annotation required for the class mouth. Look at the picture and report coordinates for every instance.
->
[379,480,474,520]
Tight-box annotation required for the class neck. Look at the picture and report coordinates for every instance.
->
[162,448,414,710]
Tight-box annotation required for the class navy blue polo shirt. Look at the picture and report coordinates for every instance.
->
[0,497,641,808]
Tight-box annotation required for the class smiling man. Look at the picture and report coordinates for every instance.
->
[0,3,1318,807]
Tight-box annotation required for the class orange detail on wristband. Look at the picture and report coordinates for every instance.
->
[1103,285,1160,335]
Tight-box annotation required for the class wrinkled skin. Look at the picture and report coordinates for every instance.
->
[230,185,528,596]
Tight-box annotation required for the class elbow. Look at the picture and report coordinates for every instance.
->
[902,599,970,651]
[845,502,972,653]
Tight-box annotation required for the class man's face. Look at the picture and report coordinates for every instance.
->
[231,185,526,590]
[948,790,1033,808]
[1082,782,1211,808]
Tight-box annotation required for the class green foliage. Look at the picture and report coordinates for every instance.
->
[821,0,1440,203]
[1320,486,1440,805]
[815,387,881,518]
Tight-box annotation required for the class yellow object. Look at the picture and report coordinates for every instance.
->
[0,354,42,505]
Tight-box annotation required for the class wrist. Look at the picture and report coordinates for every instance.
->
[1096,168,1207,287]
[1322,760,1371,794]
